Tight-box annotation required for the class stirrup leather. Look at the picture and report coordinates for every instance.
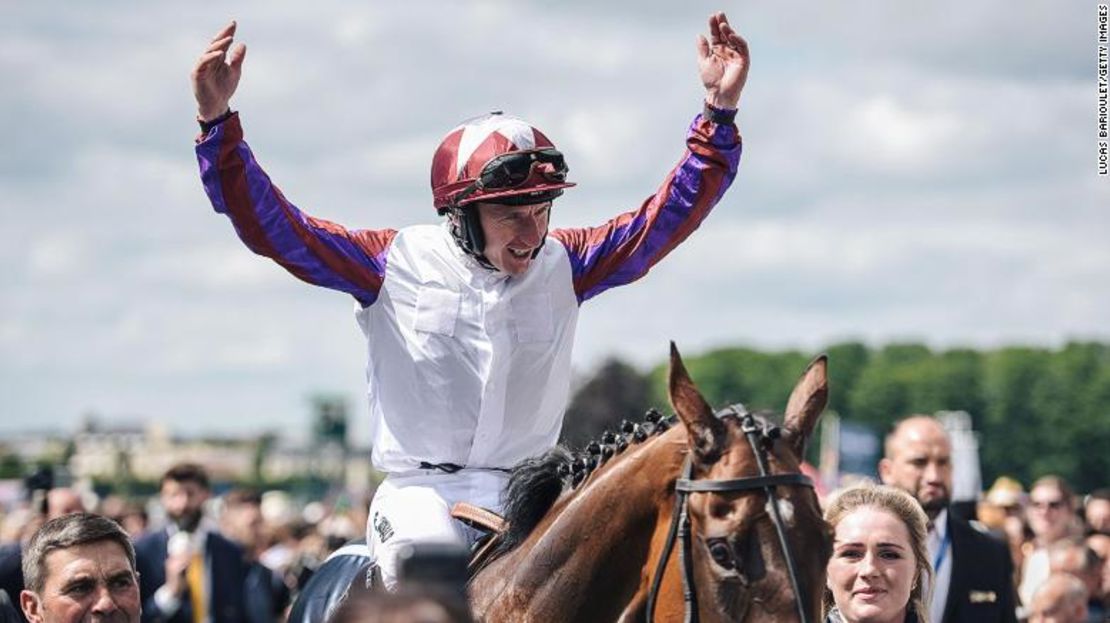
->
[450,503,507,578]
[450,502,506,534]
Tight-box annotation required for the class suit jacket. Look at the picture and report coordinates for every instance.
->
[0,544,25,623]
[243,561,289,623]
[941,513,1017,623]
[134,528,249,623]
[0,588,23,623]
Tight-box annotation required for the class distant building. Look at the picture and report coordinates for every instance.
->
[66,419,374,492]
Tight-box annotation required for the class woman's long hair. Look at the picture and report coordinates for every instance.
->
[822,483,932,623]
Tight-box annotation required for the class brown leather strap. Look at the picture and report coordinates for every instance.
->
[467,533,504,577]
[450,502,506,534]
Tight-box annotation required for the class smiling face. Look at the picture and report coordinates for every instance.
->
[21,540,141,623]
[827,506,917,623]
[475,201,551,275]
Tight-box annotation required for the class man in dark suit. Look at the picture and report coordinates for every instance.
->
[218,489,290,623]
[0,545,24,623]
[0,589,20,623]
[134,463,248,623]
[880,416,1017,623]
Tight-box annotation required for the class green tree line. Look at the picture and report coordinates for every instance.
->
[561,341,1110,493]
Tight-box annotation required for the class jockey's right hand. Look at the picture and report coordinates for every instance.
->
[191,20,246,122]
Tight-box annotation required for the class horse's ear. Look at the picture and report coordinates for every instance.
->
[783,354,828,458]
[668,342,726,462]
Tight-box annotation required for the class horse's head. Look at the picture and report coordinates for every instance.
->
[666,343,832,623]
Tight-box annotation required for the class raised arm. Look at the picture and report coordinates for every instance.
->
[551,12,747,303]
[191,23,395,307]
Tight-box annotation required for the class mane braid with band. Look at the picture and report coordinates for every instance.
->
[495,409,675,555]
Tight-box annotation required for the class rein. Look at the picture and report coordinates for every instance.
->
[645,406,815,623]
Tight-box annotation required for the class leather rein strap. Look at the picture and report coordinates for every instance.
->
[645,409,814,623]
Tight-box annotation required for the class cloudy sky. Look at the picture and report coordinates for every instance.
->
[2,1,1106,441]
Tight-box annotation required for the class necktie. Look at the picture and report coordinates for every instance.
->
[186,551,206,623]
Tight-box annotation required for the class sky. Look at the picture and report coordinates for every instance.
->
[2,1,1107,442]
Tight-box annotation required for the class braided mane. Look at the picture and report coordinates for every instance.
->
[496,409,675,553]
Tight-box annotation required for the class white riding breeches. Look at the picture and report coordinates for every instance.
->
[365,468,509,590]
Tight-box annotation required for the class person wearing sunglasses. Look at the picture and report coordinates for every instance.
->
[190,13,748,590]
[1020,476,1081,610]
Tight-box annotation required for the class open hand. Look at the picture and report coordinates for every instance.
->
[191,21,247,122]
[697,12,750,110]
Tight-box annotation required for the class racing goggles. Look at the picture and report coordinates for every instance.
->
[453,149,568,206]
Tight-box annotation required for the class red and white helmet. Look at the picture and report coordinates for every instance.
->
[431,112,575,213]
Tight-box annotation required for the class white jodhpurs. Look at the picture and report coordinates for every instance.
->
[365,468,509,590]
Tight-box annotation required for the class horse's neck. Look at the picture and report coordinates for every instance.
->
[475,428,687,619]
[554,426,686,538]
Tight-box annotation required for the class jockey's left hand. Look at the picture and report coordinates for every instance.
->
[697,12,750,110]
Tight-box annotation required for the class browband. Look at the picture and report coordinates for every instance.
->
[676,472,813,493]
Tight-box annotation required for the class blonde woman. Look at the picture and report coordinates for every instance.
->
[825,483,932,623]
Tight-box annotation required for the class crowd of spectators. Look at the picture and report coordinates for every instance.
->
[985,478,1110,622]
[0,465,367,623]
[0,424,1106,623]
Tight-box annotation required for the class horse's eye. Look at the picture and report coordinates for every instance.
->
[707,539,735,569]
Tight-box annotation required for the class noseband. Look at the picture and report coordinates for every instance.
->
[646,406,815,623]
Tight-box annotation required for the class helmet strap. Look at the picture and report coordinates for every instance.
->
[448,205,496,271]
[447,202,552,272]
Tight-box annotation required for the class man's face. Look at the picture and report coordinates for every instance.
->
[879,419,952,518]
[220,503,264,553]
[160,480,209,533]
[20,540,140,623]
[475,202,551,275]
[1086,499,1110,535]
[1029,484,1073,544]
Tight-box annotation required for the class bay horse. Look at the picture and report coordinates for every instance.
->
[467,343,832,622]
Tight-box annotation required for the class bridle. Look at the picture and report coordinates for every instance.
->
[646,405,816,623]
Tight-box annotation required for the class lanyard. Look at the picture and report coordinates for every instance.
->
[932,528,951,571]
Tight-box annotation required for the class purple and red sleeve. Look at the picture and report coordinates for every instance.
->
[550,112,741,304]
[195,114,395,307]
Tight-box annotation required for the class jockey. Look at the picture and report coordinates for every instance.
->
[190,12,750,590]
